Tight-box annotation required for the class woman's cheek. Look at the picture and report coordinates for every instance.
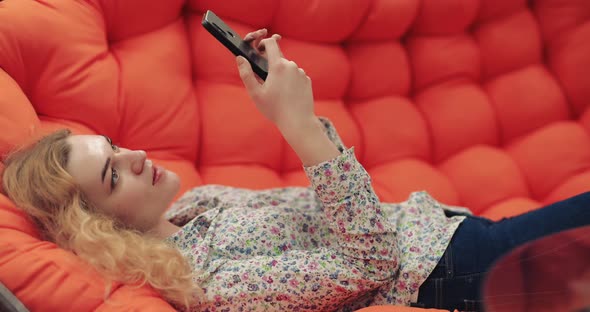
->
[114,187,146,223]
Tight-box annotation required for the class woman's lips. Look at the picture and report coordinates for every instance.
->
[152,165,164,185]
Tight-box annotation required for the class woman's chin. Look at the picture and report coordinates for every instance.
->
[164,170,181,192]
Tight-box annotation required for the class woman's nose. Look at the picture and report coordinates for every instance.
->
[128,150,147,174]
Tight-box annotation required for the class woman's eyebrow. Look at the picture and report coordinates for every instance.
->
[101,157,111,185]
[100,136,112,187]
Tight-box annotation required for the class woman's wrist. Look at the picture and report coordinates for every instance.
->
[276,115,321,141]
[277,116,341,167]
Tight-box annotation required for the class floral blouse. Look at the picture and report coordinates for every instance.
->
[165,118,468,312]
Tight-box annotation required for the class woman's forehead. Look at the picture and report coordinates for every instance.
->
[65,135,110,184]
[67,135,109,157]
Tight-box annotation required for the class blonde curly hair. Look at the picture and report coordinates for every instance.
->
[1,129,201,309]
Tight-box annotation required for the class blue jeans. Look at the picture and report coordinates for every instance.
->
[414,192,590,311]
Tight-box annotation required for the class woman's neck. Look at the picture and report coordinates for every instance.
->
[151,218,181,239]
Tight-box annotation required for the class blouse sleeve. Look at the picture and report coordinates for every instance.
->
[303,147,399,275]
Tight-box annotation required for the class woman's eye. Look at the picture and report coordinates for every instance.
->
[111,168,119,189]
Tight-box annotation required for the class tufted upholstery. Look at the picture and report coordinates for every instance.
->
[0,0,589,310]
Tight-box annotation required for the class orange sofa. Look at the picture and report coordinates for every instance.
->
[1,0,589,311]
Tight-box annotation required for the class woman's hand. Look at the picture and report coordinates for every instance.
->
[236,33,315,133]
[237,31,340,166]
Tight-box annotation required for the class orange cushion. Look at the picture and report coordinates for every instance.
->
[0,0,589,311]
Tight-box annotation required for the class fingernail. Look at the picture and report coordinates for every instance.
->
[236,56,245,65]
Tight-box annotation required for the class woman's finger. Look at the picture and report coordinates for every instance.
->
[259,38,282,65]
[258,34,282,52]
[236,56,262,96]
[258,35,284,58]
[252,36,266,54]
[244,28,267,43]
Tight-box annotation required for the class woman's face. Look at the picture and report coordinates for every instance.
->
[65,135,180,232]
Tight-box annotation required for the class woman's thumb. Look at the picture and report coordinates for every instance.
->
[236,56,260,93]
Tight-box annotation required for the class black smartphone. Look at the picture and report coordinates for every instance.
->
[202,10,269,80]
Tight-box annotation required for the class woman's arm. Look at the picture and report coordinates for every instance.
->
[233,34,400,303]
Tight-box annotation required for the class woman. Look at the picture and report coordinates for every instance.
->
[2,30,589,312]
